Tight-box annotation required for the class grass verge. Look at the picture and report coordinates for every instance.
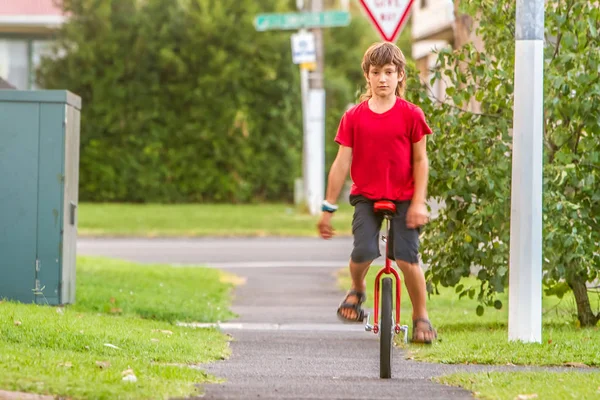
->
[78,202,354,237]
[338,267,600,398]
[0,256,238,399]
[337,268,600,366]
[435,371,600,400]
[72,256,237,323]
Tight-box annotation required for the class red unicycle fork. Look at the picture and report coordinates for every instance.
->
[365,201,409,344]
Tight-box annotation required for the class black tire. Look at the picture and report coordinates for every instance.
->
[380,277,393,379]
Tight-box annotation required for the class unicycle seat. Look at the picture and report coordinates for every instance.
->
[374,200,396,216]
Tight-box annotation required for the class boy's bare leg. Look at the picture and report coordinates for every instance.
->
[396,260,436,342]
[338,259,372,320]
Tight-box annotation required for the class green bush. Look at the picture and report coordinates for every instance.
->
[39,0,303,203]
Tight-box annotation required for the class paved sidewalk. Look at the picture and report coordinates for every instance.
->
[189,266,565,400]
[0,391,54,400]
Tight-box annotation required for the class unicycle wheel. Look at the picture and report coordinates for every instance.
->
[380,277,393,379]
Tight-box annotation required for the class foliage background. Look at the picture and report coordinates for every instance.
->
[38,0,411,203]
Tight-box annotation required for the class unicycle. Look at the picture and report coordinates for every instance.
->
[364,200,409,379]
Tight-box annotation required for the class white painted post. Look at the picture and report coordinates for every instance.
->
[299,28,310,209]
[296,0,312,212]
[305,88,325,215]
[508,0,545,343]
[305,0,325,216]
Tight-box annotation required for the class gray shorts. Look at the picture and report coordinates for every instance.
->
[349,195,420,264]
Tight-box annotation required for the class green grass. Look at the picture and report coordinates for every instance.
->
[435,371,600,400]
[78,202,354,237]
[337,268,600,367]
[0,256,238,399]
[72,256,237,323]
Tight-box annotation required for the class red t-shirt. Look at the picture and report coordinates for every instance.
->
[334,97,433,201]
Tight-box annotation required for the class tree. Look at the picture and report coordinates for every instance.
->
[38,0,303,203]
[404,0,600,326]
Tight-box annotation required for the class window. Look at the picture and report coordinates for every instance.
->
[0,38,55,90]
[0,39,29,89]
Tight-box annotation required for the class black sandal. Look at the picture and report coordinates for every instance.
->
[411,318,437,344]
[336,290,367,323]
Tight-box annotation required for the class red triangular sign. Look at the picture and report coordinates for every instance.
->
[359,0,415,43]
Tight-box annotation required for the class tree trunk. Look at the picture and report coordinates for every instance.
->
[566,272,600,327]
[452,0,483,113]
[453,0,473,50]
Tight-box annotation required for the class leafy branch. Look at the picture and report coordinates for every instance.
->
[420,77,504,119]
[552,0,577,60]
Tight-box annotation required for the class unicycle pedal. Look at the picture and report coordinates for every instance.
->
[397,324,409,343]
[364,312,373,332]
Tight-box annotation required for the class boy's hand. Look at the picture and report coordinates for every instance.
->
[317,212,335,239]
[407,202,429,229]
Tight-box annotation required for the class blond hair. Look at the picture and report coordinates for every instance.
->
[360,42,407,102]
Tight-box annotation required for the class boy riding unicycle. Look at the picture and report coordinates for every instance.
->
[317,42,437,346]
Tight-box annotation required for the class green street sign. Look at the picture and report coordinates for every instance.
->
[254,11,351,31]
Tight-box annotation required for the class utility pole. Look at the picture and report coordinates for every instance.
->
[303,0,326,215]
[508,0,545,343]
[297,0,310,211]
[310,0,325,92]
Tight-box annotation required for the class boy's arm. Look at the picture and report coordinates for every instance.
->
[317,145,352,239]
[411,136,429,205]
[407,136,429,229]
[325,145,352,205]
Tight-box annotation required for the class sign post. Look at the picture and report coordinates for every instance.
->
[358,0,415,42]
[254,8,351,215]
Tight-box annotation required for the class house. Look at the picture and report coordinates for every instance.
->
[411,0,484,106]
[0,0,66,90]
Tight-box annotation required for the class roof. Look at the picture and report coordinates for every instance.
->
[0,0,64,16]
[0,0,66,31]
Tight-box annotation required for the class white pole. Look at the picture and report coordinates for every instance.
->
[304,0,325,216]
[508,0,545,343]
[297,0,310,209]
[306,88,325,215]
[300,50,310,208]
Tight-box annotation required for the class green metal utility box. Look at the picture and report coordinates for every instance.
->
[0,90,81,305]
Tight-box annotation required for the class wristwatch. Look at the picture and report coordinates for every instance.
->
[322,200,338,213]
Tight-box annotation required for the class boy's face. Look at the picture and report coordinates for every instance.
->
[365,63,403,98]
